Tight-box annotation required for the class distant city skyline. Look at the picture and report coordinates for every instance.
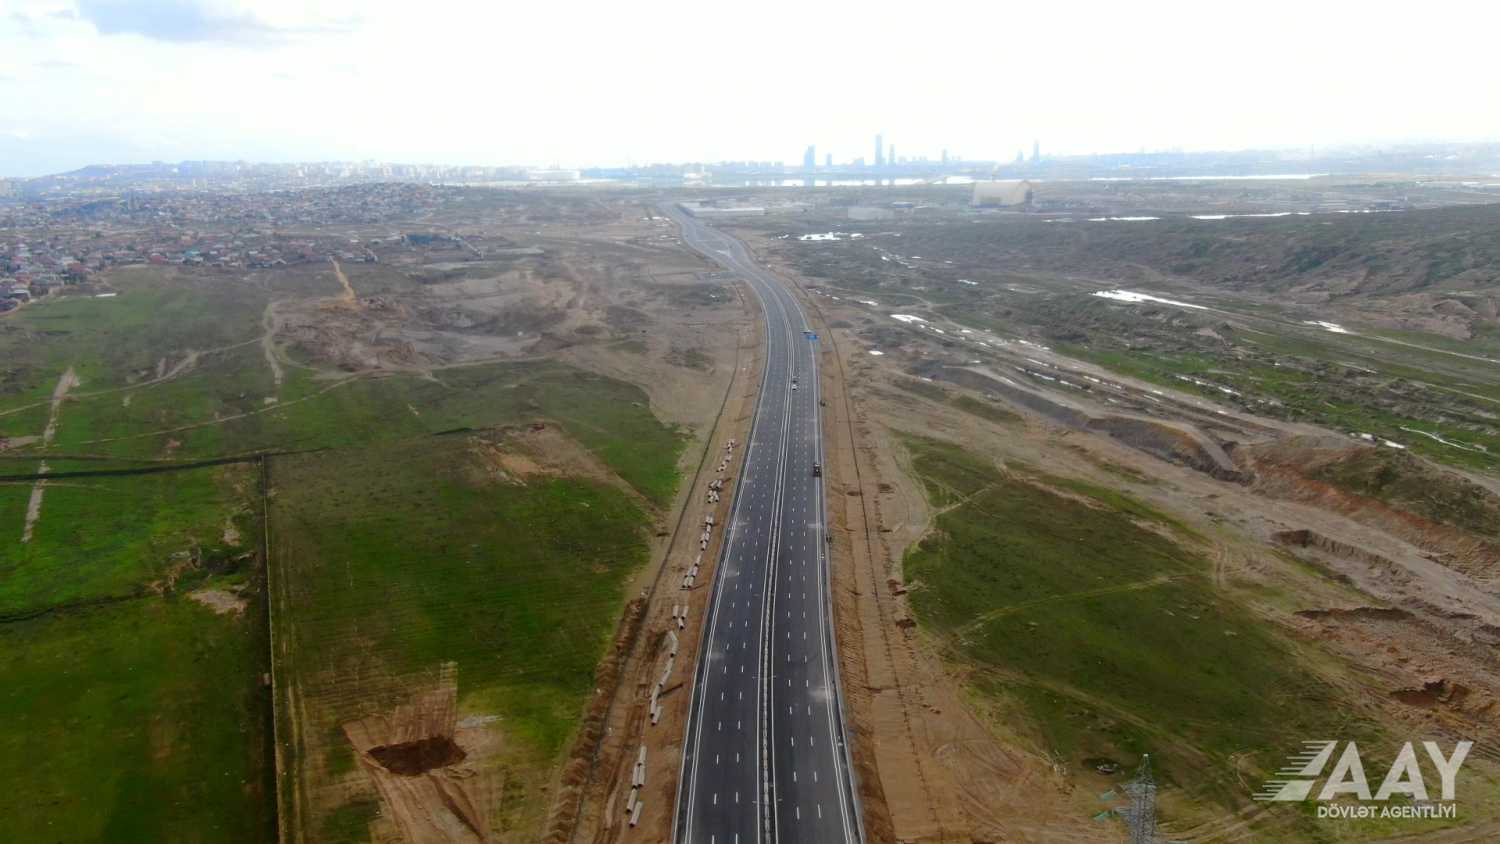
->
[12,136,1500,183]
[3,1,1500,178]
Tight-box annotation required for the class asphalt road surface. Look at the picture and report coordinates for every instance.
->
[667,205,862,844]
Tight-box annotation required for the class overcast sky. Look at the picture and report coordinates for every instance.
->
[2,0,1498,177]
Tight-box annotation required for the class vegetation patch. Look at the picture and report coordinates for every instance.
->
[899,435,1381,833]
[0,263,688,842]
[0,267,268,406]
[271,434,656,841]
[892,377,1020,425]
[36,359,683,506]
[950,393,1022,426]
[0,595,272,843]
[1301,446,1500,539]
[0,464,253,617]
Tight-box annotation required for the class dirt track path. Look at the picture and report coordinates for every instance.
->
[261,301,285,390]
[0,339,258,421]
[22,367,79,543]
[953,573,1182,638]
[330,259,356,304]
[80,373,361,445]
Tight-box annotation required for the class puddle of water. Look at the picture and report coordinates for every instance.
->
[1303,320,1352,334]
[798,232,865,242]
[1092,289,1207,310]
[1091,173,1326,182]
[1191,211,1312,220]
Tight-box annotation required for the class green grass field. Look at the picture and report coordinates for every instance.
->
[0,460,270,842]
[0,267,270,406]
[271,434,659,841]
[0,264,688,842]
[28,356,683,505]
[0,595,274,843]
[0,464,252,616]
[899,436,1388,836]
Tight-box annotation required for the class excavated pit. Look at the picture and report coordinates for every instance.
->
[368,735,467,776]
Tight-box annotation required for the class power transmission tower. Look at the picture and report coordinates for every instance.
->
[1122,754,1157,844]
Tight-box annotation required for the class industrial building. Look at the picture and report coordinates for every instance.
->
[971,180,1035,208]
[678,201,766,218]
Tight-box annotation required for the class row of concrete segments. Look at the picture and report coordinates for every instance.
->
[688,438,737,587]
[634,438,740,830]
[649,627,680,727]
[704,437,735,506]
[626,745,648,828]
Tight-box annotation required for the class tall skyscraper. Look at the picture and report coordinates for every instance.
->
[875,134,884,167]
[825,153,833,167]
[1033,139,1041,162]
[889,144,897,166]
[941,149,949,165]
[803,145,816,170]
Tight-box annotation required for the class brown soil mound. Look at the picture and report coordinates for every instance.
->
[937,365,1246,481]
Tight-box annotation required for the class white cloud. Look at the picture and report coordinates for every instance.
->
[1,0,1499,175]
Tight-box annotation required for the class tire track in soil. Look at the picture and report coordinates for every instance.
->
[21,366,78,543]
[262,301,285,391]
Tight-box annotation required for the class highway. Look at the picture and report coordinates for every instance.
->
[667,205,862,844]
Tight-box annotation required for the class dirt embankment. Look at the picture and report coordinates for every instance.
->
[1246,441,1500,579]
[938,365,1245,482]
[1084,415,1243,481]
[543,596,647,843]
[1274,528,1403,570]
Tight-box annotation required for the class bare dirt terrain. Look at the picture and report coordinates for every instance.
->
[557,230,765,844]
[257,196,761,844]
[712,216,1500,842]
[18,182,1500,842]
[806,267,1119,843]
